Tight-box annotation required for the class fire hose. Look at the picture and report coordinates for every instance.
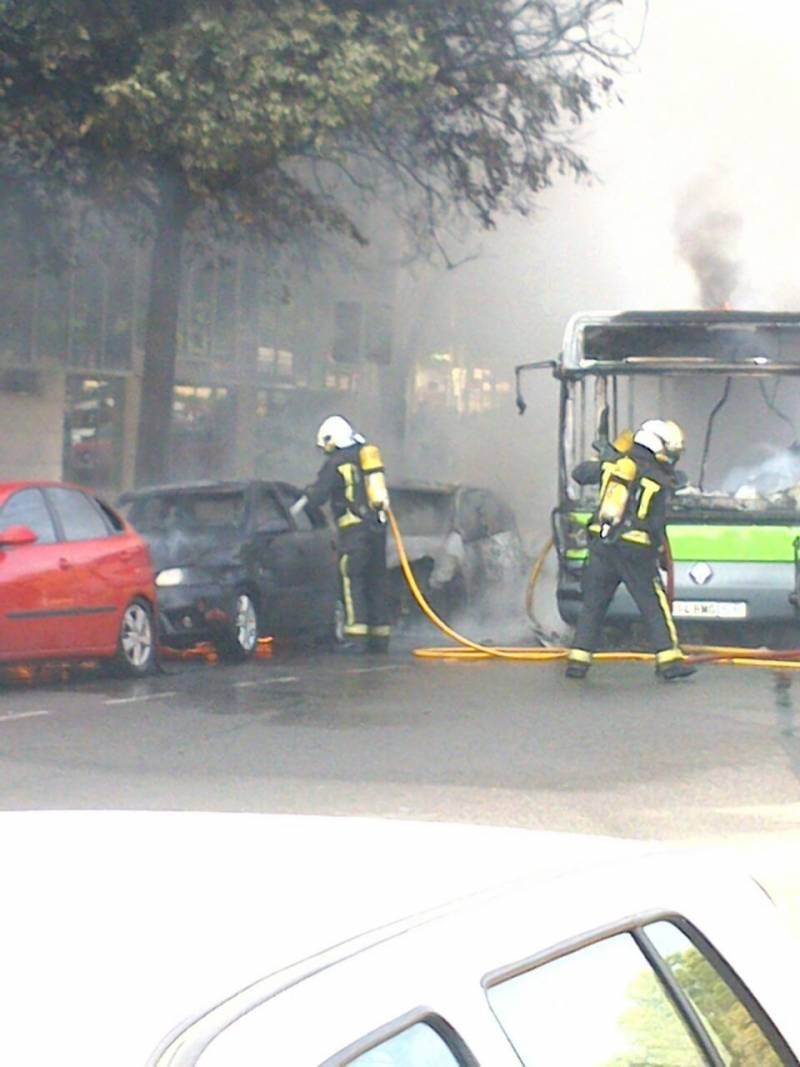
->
[387,509,800,668]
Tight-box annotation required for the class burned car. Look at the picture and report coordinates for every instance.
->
[387,483,527,625]
[119,481,339,660]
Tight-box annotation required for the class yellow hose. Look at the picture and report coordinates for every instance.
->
[387,507,800,668]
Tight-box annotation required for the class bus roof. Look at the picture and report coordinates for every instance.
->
[560,310,800,375]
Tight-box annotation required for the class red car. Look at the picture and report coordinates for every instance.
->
[0,481,157,676]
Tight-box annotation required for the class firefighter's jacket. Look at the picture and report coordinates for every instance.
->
[579,443,679,551]
[305,443,374,530]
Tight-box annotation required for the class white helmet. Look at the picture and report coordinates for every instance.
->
[316,415,359,452]
[634,419,685,463]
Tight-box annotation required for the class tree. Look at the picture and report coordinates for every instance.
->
[0,0,628,484]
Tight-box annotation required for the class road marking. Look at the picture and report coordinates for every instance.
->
[344,665,405,675]
[104,691,178,706]
[0,709,50,722]
[233,676,300,688]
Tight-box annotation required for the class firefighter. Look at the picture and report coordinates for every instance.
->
[292,415,392,653]
[566,419,696,682]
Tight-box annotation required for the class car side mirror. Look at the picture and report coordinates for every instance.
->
[0,525,38,547]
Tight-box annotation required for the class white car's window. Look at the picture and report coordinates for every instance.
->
[487,931,708,1066]
[346,1021,465,1065]
[644,920,786,1066]
[0,487,57,544]
[46,486,110,541]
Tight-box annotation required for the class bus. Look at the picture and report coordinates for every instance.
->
[516,310,800,637]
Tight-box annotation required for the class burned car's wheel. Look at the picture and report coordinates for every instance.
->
[332,598,346,645]
[111,598,156,677]
[215,591,259,662]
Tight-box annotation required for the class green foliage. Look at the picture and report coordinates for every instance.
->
[668,947,782,1065]
[0,0,625,250]
[603,965,706,1067]
[605,943,783,1067]
[0,0,626,481]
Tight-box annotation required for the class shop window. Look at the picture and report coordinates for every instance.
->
[332,300,363,362]
[365,302,392,364]
[63,376,124,491]
[170,384,236,481]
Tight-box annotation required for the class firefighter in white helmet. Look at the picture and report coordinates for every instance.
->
[566,418,696,681]
[292,415,391,653]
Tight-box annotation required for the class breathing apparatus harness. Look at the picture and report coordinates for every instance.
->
[595,455,638,541]
[359,442,390,522]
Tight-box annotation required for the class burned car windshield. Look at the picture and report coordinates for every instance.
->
[390,490,452,536]
[127,491,247,533]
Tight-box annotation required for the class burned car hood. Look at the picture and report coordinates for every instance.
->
[386,531,466,589]
[145,529,241,572]
[386,534,446,569]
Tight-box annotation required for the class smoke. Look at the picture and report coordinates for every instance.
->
[674,181,742,309]
[722,444,800,497]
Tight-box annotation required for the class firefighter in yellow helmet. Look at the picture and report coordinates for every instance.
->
[566,419,696,681]
[292,415,391,653]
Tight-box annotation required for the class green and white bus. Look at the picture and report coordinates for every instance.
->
[517,310,800,636]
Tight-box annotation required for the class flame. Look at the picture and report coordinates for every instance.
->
[4,636,275,683]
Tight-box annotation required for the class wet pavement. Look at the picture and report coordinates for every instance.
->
[1,630,800,932]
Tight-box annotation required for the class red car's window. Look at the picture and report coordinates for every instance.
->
[46,487,110,541]
[95,498,125,533]
[0,488,57,544]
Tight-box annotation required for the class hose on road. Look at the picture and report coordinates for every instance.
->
[387,508,800,669]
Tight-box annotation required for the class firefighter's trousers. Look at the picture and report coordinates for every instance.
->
[338,520,391,644]
[568,538,681,669]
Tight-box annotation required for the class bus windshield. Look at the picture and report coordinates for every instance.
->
[553,311,800,516]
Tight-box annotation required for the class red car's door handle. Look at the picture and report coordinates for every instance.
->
[59,557,71,570]
[118,550,132,563]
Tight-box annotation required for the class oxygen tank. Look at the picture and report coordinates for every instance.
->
[597,456,637,538]
[359,443,390,513]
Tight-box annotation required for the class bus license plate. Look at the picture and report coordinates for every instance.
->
[672,601,747,619]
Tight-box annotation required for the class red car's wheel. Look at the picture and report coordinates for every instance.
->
[111,598,156,677]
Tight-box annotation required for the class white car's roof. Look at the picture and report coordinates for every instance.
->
[0,811,794,1066]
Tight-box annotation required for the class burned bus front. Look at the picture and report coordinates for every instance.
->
[547,311,800,631]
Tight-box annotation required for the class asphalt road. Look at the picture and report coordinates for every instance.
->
[1,632,799,932]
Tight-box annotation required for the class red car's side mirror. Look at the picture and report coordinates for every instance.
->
[0,525,38,547]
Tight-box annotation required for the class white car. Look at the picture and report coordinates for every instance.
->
[2,812,798,1066]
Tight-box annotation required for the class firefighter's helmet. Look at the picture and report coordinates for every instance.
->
[316,415,360,452]
[634,419,685,464]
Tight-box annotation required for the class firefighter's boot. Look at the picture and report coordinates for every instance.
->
[565,649,591,679]
[337,637,370,655]
[657,659,697,681]
[565,662,589,679]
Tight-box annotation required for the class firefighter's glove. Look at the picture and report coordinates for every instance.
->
[289,494,309,519]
